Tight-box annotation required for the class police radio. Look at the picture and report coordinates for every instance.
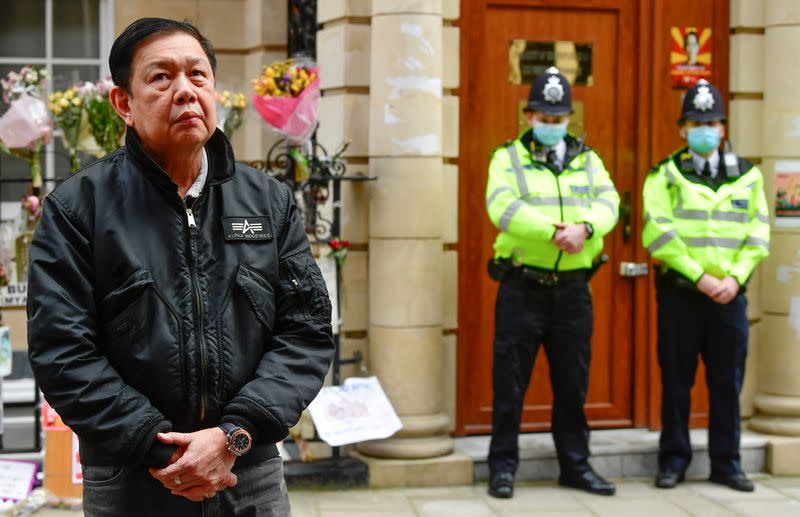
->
[723,140,740,179]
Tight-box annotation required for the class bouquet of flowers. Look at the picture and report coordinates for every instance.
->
[0,65,53,191]
[216,90,246,139]
[251,59,320,144]
[49,86,85,172]
[84,77,126,155]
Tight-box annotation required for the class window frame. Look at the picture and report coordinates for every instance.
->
[0,0,114,218]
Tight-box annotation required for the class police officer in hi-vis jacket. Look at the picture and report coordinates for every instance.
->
[642,79,770,492]
[484,67,620,499]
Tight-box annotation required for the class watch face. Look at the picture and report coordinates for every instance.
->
[231,430,251,453]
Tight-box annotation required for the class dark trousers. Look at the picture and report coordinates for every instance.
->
[488,271,593,476]
[657,285,748,476]
[82,455,290,517]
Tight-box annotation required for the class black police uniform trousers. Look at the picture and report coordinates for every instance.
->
[488,269,593,476]
[657,284,748,476]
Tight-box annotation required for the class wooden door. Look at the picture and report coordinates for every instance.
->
[457,0,640,434]
[456,0,730,434]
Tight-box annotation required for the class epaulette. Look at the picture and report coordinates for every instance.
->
[490,139,514,157]
[648,156,671,174]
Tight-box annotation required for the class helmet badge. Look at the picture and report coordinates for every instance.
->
[543,75,564,104]
[693,85,715,112]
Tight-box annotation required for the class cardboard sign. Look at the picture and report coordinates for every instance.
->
[0,460,38,502]
[0,283,26,308]
[671,27,712,89]
[307,376,402,447]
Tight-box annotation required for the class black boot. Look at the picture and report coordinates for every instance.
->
[559,468,616,496]
[488,471,515,499]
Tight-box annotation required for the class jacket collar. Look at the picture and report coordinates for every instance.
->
[124,128,236,194]
[520,129,586,167]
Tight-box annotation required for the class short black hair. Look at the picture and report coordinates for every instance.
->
[684,31,699,47]
[109,18,217,93]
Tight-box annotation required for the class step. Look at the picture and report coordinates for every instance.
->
[456,428,769,481]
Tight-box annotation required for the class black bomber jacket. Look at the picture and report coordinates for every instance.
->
[27,129,334,467]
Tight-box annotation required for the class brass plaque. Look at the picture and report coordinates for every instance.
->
[509,40,593,86]
[518,100,584,138]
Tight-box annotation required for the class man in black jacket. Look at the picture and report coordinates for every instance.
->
[27,18,334,516]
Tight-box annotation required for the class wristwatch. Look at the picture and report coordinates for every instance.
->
[583,222,594,238]
[219,423,253,456]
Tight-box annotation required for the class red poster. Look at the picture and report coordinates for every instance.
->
[671,27,712,89]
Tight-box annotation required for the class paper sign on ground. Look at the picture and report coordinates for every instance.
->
[0,460,38,501]
[307,376,402,447]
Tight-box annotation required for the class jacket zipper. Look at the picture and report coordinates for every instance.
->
[552,166,565,271]
[181,195,208,424]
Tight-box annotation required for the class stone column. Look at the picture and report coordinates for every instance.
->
[749,0,800,440]
[729,0,765,419]
[357,0,453,459]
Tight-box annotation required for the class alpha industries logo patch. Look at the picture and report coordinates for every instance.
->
[223,217,272,241]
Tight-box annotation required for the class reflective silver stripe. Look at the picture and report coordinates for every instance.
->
[665,169,679,186]
[499,199,524,231]
[684,237,744,249]
[674,209,707,220]
[486,186,514,209]
[594,185,616,195]
[585,153,596,194]
[745,237,770,249]
[506,145,529,197]
[593,197,618,214]
[644,212,673,224]
[711,211,749,223]
[526,197,591,207]
[648,230,677,253]
[756,211,770,224]
[745,181,757,191]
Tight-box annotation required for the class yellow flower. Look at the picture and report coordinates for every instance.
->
[65,89,75,100]
[59,98,70,108]
[72,97,82,106]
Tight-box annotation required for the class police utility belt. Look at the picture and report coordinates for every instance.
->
[488,256,607,286]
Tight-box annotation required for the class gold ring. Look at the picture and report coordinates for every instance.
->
[174,475,182,486]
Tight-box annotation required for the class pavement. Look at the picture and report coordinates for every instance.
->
[31,476,800,516]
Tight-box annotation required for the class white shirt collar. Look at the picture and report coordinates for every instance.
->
[544,139,567,168]
[690,149,720,179]
[184,148,208,199]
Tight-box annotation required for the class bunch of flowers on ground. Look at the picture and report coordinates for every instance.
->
[0,65,52,191]
[251,59,320,144]
[216,90,247,138]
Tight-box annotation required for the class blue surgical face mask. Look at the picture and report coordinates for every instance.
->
[533,121,568,147]
[686,125,721,155]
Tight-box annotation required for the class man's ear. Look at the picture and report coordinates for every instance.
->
[678,125,687,140]
[109,86,134,128]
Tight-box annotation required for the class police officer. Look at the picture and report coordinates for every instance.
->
[642,79,770,492]
[485,67,620,498]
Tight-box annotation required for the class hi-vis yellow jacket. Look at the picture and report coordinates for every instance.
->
[485,131,620,271]
[642,148,770,285]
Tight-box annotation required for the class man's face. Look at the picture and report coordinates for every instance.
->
[525,111,571,126]
[680,120,725,140]
[111,31,216,156]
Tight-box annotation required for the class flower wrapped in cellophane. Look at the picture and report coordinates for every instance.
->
[84,77,126,156]
[215,90,246,139]
[251,59,319,144]
[49,86,86,172]
[0,65,53,191]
